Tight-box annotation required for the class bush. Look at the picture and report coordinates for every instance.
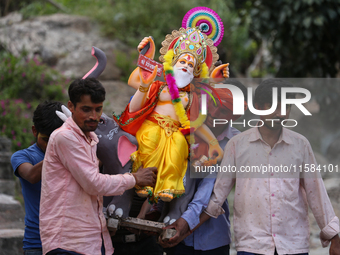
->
[114,50,139,82]
[0,50,67,101]
[0,49,68,151]
[0,99,36,151]
[0,0,32,17]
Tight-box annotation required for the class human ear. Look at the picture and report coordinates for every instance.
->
[67,101,74,113]
[32,126,38,138]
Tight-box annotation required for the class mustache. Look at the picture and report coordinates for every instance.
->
[176,67,192,74]
[85,120,99,124]
[268,118,286,123]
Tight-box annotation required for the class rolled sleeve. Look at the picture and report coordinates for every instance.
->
[205,199,225,218]
[181,210,200,230]
[181,178,215,230]
[320,216,340,247]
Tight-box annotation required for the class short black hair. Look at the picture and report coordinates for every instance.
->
[254,78,295,107]
[33,101,64,136]
[68,78,106,106]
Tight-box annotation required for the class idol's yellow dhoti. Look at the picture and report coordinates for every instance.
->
[131,113,188,202]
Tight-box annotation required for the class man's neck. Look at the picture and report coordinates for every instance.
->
[211,125,226,138]
[85,132,92,142]
[258,126,282,148]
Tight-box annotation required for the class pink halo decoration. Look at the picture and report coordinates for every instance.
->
[182,6,224,47]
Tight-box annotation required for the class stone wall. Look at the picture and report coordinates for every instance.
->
[0,137,25,255]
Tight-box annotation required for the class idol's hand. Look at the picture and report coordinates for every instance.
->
[210,63,229,78]
[208,139,224,162]
[139,64,158,88]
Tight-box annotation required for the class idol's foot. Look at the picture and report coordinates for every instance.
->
[159,192,174,202]
[136,186,153,198]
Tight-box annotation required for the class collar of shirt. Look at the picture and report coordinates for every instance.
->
[65,117,99,146]
[216,123,234,141]
[248,127,293,145]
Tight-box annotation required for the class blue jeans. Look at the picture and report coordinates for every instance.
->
[24,249,42,255]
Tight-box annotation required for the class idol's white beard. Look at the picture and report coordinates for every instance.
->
[173,67,194,88]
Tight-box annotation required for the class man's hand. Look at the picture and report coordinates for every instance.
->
[158,217,191,248]
[132,167,157,187]
[330,234,340,255]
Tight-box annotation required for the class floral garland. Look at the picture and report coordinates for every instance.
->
[163,49,191,130]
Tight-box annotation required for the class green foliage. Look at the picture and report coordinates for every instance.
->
[243,0,340,77]
[239,0,340,125]
[310,79,340,126]
[0,99,36,152]
[20,0,59,19]
[217,5,257,75]
[0,49,68,151]
[0,0,32,17]
[0,50,67,101]
[114,50,139,82]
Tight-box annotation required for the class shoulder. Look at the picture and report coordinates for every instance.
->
[11,148,29,164]
[230,127,253,141]
[11,144,41,160]
[50,124,81,147]
[283,128,311,147]
[11,144,43,171]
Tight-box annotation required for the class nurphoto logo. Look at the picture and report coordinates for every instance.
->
[200,83,312,128]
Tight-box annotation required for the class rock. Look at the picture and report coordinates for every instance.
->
[0,137,11,152]
[100,80,136,115]
[0,180,15,196]
[0,152,12,180]
[0,194,25,230]
[0,137,25,255]
[0,229,24,255]
[0,13,128,80]
[37,14,92,33]
[0,12,22,27]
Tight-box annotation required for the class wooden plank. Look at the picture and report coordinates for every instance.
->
[119,217,166,233]
[106,216,177,240]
